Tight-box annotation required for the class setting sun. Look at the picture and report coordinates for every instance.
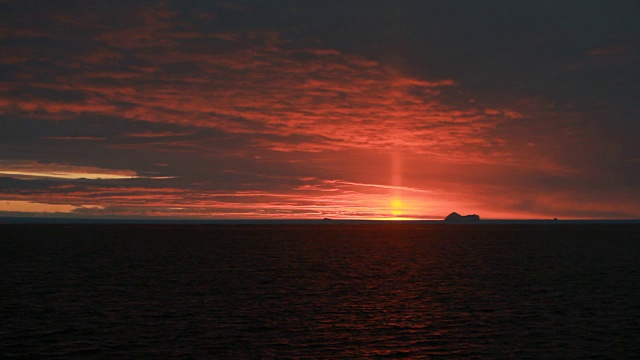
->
[391,198,404,217]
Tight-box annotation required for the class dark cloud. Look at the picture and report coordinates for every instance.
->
[0,0,638,218]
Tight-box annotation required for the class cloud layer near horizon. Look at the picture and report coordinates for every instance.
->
[1,1,639,219]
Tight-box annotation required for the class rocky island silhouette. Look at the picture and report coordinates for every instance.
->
[444,212,480,223]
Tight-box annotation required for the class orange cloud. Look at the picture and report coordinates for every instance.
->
[0,2,522,164]
[0,200,78,213]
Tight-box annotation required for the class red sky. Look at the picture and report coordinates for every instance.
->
[1,1,639,219]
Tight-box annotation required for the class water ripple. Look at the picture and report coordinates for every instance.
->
[1,224,639,358]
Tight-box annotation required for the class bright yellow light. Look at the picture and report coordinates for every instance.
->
[391,198,404,216]
[0,200,76,213]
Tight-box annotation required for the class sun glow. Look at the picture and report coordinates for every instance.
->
[391,198,404,217]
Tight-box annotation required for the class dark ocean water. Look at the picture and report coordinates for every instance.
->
[1,224,639,359]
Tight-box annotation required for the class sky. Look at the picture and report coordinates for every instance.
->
[1,0,639,220]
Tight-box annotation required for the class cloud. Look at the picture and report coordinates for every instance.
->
[588,45,630,57]
[0,174,438,219]
[0,1,521,163]
[1,1,638,220]
[43,136,106,141]
[0,161,173,180]
[0,200,78,214]
[126,131,192,138]
[315,179,435,195]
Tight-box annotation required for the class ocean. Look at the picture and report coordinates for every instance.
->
[2,223,639,358]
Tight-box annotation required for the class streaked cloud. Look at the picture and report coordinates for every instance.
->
[0,161,173,180]
[0,200,79,214]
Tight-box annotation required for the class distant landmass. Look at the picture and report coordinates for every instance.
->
[444,212,480,223]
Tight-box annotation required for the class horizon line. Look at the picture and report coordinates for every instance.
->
[1,217,639,224]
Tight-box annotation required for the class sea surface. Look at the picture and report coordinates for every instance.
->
[1,223,639,358]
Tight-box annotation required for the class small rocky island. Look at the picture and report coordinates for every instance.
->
[444,212,480,223]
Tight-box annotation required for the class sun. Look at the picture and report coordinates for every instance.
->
[391,198,404,217]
